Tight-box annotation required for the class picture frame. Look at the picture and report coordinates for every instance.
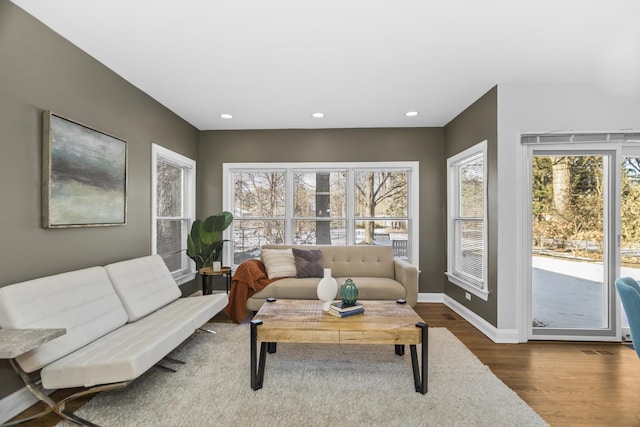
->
[42,111,127,228]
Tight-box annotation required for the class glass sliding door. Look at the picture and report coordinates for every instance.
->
[529,149,618,340]
[619,154,640,339]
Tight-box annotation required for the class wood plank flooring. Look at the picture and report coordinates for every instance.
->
[417,304,640,427]
[8,303,640,426]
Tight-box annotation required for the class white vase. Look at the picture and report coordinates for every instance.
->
[317,268,338,311]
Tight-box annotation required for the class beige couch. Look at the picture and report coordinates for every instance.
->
[246,244,419,311]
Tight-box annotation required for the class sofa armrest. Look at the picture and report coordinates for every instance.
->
[393,259,420,307]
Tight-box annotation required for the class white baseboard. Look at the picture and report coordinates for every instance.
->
[443,295,520,343]
[0,385,53,424]
[417,292,444,303]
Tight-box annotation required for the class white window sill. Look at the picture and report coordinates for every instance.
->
[445,272,489,301]
[173,271,196,286]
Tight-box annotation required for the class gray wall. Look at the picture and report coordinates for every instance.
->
[0,2,198,400]
[198,128,446,295]
[443,86,498,326]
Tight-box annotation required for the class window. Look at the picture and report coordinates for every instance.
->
[224,162,418,265]
[446,141,488,300]
[152,144,196,284]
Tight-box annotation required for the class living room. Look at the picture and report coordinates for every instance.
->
[2,1,640,425]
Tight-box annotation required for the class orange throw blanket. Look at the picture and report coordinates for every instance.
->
[223,259,279,323]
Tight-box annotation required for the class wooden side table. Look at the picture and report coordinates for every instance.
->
[198,266,232,294]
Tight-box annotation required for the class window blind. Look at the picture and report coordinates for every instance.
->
[522,132,640,145]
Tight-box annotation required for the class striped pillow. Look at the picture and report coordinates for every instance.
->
[261,248,297,279]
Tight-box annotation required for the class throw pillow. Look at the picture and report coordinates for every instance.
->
[292,248,324,278]
[261,248,297,279]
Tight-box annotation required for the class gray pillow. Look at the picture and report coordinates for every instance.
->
[292,248,324,278]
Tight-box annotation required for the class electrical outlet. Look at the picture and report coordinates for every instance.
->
[465,292,471,301]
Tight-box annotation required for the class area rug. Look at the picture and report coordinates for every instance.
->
[57,324,547,427]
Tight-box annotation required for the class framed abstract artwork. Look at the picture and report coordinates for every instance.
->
[42,111,127,228]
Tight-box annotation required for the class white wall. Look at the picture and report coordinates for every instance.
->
[497,82,640,341]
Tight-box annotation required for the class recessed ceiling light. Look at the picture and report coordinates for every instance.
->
[312,112,325,118]
[220,113,233,119]
[405,111,419,117]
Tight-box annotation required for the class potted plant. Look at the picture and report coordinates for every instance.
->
[186,211,233,272]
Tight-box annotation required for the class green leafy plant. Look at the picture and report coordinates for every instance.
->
[186,211,233,270]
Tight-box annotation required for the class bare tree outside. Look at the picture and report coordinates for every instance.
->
[232,167,410,263]
[354,171,408,244]
[233,171,286,262]
[532,156,604,257]
[551,156,571,217]
[315,172,331,244]
[293,171,346,245]
[621,157,640,268]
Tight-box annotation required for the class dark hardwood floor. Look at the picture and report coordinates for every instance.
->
[9,303,640,426]
[417,304,640,427]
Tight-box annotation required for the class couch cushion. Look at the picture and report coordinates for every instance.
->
[0,267,128,373]
[41,293,228,388]
[252,277,322,300]
[251,276,406,302]
[292,248,324,278]
[322,246,395,279]
[105,255,181,322]
[261,248,297,279]
[335,277,407,301]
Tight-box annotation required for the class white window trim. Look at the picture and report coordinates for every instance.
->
[446,140,489,301]
[151,144,196,285]
[222,161,419,265]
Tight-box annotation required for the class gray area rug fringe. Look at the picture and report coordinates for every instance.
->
[57,324,547,427]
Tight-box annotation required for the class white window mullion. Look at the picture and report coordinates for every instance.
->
[346,169,355,246]
[285,169,294,244]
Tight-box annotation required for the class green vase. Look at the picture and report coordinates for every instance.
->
[340,278,358,306]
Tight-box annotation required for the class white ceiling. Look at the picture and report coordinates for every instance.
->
[10,0,640,131]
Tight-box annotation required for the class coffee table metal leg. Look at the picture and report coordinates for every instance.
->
[251,320,268,390]
[395,344,405,355]
[257,343,267,388]
[410,321,428,394]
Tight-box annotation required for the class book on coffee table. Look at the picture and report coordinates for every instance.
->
[330,301,363,312]
[328,306,365,318]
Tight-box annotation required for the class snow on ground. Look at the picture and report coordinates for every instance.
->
[532,256,638,328]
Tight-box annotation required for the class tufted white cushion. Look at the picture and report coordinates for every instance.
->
[261,248,297,279]
[0,267,128,373]
[41,293,228,388]
[105,255,181,322]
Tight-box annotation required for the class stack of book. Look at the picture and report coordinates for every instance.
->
[328,301,364,318]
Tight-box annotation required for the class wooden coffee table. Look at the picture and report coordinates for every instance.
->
[250,299,428,394]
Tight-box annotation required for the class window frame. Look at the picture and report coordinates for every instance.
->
[151,143,196,284]
[223,162,419,265]
[446,140,489,300]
